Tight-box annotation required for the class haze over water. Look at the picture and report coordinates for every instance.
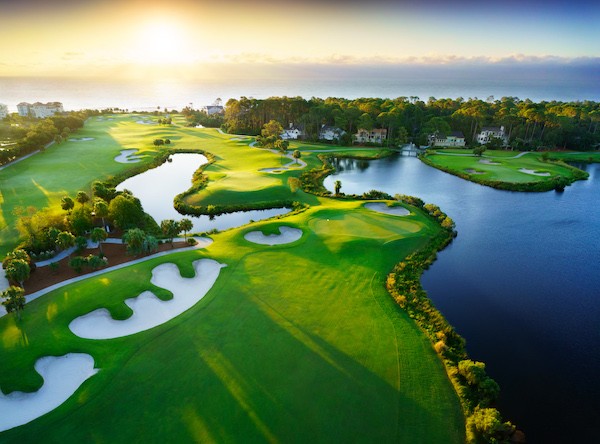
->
[1,65,599,113]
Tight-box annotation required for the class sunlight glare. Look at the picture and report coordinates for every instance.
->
[130,17,193,65]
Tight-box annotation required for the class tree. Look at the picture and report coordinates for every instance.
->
[1,286,26,320]
[91,227,108,255]
[76,190,90,206]
[261,119,284,139]
[292,149,301,164]
[56,231,76,257]
[69,205,93,236]
[334,180,342,196]
[123,228,146,256]
[5,259,30,289]
[153,138,164,147]
[161,219,180,246]
[60,196,75,213]
[466,407,515,444]
[142,235,159,254]
[108,194,145,230]
[473,146,486,157]
[274,139,289,165]
[93,198,109,229]
[179,218,193,241]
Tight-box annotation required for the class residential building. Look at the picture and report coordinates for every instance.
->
[0,103,8,119]
[281,123,304,140]
[17,102,64,118]
[428,131,466,147]
[201,105,224,115]
[319,125,346,142]
[354,128,387,144]
[476,126,508,145]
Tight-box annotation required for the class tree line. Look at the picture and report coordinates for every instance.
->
[0,113,87,165]
[220,96,600,150]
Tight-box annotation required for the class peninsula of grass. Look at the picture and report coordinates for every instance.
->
[0,199,464,443]
[421,149,589,191]
[0,114,204,256]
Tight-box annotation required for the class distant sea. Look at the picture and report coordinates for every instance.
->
[1,64,599,112]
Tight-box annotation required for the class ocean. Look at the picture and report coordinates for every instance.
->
[1,63,599,112]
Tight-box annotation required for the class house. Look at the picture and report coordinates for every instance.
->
[476,126,508,145]
[319,125,346,142]
[428,131,466,147]
[354,128,387,144]
[17,102,64,118]
[201,105,224,116]
[281,123,304,140]
[0,104,7,119]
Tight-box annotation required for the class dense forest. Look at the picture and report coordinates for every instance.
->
[185,96,600,151]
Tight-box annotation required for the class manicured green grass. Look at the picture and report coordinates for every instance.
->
[546,151,600,163]
[423,149,586,189]
[0,199,464,443]
[0,115,183,256]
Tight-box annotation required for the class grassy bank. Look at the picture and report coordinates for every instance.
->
[421,149,589,192]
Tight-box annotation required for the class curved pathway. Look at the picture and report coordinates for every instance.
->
[0,237,213,318]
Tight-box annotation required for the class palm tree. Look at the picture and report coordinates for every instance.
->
[91,227,108,255]
[179,218,193,241]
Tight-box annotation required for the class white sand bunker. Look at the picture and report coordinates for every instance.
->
[244,226,302,245]
[136,120,155,125]
[465,168,486,175]
[519,168,551,176]
[259,168,285,173]
[69,137,95,142]
[364,202,410,216]
[479,159,500,165]
[69,259,226,340]
[114,149,142,163]
[0,353,97,432]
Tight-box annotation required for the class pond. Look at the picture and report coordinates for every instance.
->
[325,154,600,443]
[116,153,288,233]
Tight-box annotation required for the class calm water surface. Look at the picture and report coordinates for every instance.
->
[116,153,288,233]
[325,155,600,443]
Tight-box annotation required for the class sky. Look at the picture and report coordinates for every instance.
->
[1,0,599,79]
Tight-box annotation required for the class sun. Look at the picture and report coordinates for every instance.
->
[129,17,193,65]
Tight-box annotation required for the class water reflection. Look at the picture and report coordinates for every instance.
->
[326,154,600,443]
[116,153,288,233]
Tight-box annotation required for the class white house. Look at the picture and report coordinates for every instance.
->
[17,102,64,118]
[201,105,224,116]
[281,123,304,140]
[428,131,466,147]
[354,128,387,144]
[319,125,346,142]
[0,104,8,119]
[476,126,508,145]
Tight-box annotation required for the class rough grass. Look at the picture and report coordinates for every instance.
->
[0,200,464,443]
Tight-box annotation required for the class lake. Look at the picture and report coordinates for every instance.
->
[324,155,600,443]
[115,153,288,233]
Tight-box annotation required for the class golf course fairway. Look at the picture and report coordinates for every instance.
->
[0,114,464,442]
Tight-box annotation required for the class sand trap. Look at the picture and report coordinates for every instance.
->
[244,226,302,245]
[136,120,155,125]
[69,259,226,339]
[465,168,486,175]
[479,159,500,165]
[69,137,95,142]
[0,353,97,432]
[519,168,551,176]
[259,168,285,173]
[114,149,142,163]
[364,202,410,216]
